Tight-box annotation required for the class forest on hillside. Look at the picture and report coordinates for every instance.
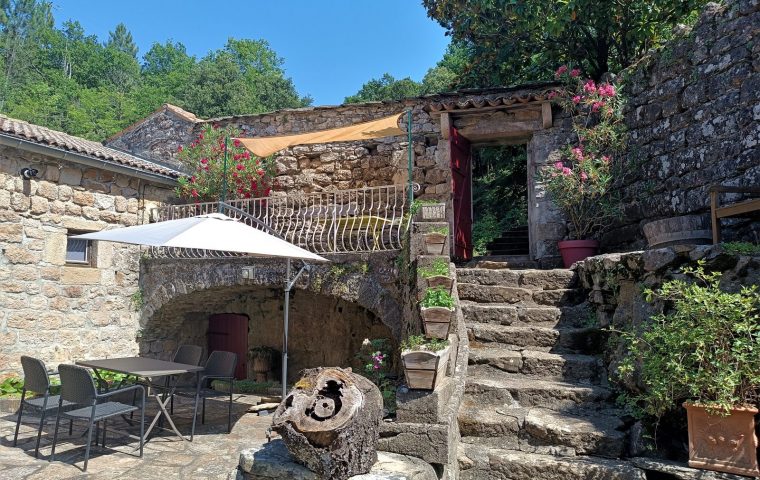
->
[0,0,311,141]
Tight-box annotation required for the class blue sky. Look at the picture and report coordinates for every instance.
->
[50,1,450,106]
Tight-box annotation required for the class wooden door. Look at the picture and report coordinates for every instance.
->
[207,314,248,380]
[451,126,473,260]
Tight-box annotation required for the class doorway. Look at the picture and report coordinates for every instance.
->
[470,144,529,257]
[207,313,249,380]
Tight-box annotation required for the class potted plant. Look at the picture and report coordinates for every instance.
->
[539,66,625,267]
[617,262,760,477]
[248,346,278,382]
[422,225,448,255]
[419,258,453,292]
[420,287,455,339]
[400,335,450,390]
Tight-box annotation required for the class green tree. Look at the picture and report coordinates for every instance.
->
[423,0,707,84]
[344,73,422,103]
[180,38,310,118]
[106,22,137,58]
[0,0,53,110]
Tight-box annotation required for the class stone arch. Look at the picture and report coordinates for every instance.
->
[137,256,402,378]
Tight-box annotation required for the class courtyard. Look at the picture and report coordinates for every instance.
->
[0,394,271,479]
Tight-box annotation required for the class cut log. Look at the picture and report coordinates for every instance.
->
[271,367,383,480]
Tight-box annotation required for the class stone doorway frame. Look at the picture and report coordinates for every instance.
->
[430,101,565,263]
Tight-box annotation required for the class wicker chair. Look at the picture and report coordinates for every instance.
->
[172,350,237,440]
[13,356,75,458]
[50,364,145,472]
[147,344,203,394]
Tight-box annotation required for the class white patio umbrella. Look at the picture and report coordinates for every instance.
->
[74,212,329,398]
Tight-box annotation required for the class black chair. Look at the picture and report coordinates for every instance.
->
[148,344,203,394]
[13,356,75,458]
[173,350,237,440]
[50,364,145,472]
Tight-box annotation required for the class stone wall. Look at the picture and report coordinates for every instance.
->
[606,0,760,250]
[576,245,759,455]
[0,145,173,377]
[105,104,198,172]
[138,254,403,378]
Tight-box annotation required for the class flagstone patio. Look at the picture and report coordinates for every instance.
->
[0,394,273,479]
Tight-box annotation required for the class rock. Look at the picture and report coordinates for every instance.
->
[238,441,436,480]
[630,457,749,480]
[642,248,678,271]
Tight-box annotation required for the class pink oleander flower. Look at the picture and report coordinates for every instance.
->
[572,95,582,104]
[592,101,604,112]
[555,65,568,77]
[177,145,183,153]
[547,91,557,100]
[571,147,584,160]
[602,155,611,163]
[236,163,245,171]
[554,161,564,169]
[570,68,580,77]
[583,80,596,94]
[233,139,242,147]
[191,189,198,198]
[200,158,208,164]
[580,172,588,181]
[562,167,572,176]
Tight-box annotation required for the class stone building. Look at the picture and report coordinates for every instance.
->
[0,115,179,377]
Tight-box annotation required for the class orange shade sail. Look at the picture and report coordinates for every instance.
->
[234,112,405,157]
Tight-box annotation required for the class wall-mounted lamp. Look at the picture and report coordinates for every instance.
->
[19,167,39,180]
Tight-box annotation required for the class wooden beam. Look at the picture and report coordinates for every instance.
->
[428,102,544,116]
[440,112,451,140]
[541,102,552,129]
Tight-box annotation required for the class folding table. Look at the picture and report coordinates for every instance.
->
[76,357,204,441]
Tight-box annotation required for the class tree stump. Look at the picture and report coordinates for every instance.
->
[271,367,383,480]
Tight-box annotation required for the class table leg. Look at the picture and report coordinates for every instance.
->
[142,386,188,443]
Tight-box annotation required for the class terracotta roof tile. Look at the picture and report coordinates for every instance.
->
[0,114,181,179]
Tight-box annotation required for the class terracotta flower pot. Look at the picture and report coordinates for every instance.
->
[423,232,447,255]
[251,355,273,382]
[684,402,760,477]
[401,346,450,390]
[420,306,453,339]
[425,275,453,293]
[558,239,599,268]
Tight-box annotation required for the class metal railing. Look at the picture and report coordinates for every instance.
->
[151,183,419,256]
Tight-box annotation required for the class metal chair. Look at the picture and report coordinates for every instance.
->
[173,350,237,440]
[13,356,75,458]
[50,364,146,472]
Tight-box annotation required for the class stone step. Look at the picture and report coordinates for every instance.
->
[461,255,540,270]
[456,268,577,290]
[460,303,593,328]
[468,346,604,384]
[465,364,612,410]
[467,323,604,353]
[458,404,627,458]
[459,444,645,480]
[458,283,585,306]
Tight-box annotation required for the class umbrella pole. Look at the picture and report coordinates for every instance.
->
[282,258,291,399]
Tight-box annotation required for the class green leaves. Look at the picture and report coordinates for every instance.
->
[420,287,455,309]
[617,262,760,417]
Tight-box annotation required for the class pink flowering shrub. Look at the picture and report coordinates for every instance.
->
[356,338,396,414]
[538,66,627,239]
[175,124,275,202]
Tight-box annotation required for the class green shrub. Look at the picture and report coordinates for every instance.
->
[721,241,760,256]
[472,211,504,257]
[419,258,450,278]
[420,287,455,309]
[401,335,448,352]
[617,262,760,417]
[427,225,449,235]
[0,377,24,397]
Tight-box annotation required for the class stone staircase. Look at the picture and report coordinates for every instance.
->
[456,266,643,480]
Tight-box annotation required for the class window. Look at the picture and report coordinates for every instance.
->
[66,232,96,267]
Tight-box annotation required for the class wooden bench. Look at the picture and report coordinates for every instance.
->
[709,185,760,244]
